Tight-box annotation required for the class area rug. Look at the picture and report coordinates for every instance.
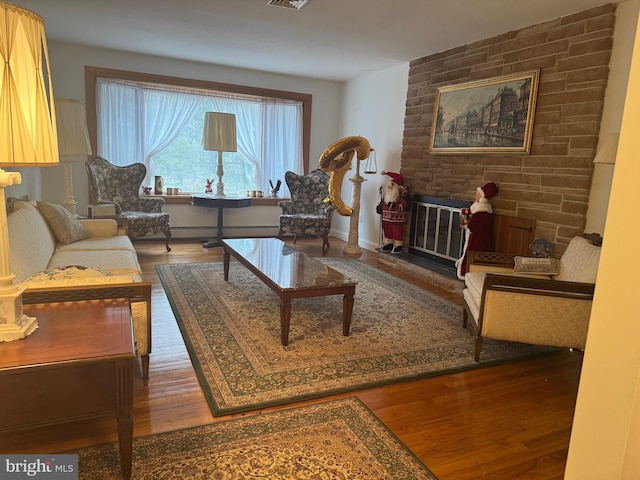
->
[157,257,552,416]
[76,397,437,479]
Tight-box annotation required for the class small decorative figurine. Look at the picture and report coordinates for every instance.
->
[154,176,164,195]
[141,186,152,195]
[205,179,214,194]
[270,179,282,197]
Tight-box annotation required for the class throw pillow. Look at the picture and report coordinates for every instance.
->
[36,201,91,244]
[555,236,601,283]
[6,195,29,214]
[513,256,561,275]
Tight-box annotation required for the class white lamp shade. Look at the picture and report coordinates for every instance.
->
[593,133,619,165]
[55,99,92,157]
[0,1,58,167]
[203,112,237,152]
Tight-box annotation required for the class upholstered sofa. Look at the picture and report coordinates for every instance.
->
[7,199,152,383]
[462,235,601,360]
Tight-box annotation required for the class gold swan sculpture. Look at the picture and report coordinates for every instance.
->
[318,136,372,216]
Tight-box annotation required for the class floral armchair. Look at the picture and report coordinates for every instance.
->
[277,169,333,252]
[86,157,172,251]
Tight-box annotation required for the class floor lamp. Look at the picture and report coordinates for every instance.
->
[202,112,237,197]
[0,1,59,341]
[56,99,92,214]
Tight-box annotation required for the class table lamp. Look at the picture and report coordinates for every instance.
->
[202,112,237,197]
[55,99,92,214]
[0,1,59,341]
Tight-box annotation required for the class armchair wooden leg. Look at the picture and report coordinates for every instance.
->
[164,229,172,252]
[322,234,330,253]
[474,336,483,362]
[141,355,149,385]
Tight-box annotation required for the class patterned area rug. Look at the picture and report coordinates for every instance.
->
[77,397,438,479]
[157,257,551,416]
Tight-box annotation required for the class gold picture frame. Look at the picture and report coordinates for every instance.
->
[429,70,539,154]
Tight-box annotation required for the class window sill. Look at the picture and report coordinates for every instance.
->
[153,195,288,207]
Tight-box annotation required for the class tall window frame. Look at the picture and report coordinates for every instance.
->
[84,66,313,193]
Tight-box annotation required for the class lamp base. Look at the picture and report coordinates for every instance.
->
[0,288,38,342]
[0,314,38,342]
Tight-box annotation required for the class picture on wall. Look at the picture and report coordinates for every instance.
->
[429,70,539,154]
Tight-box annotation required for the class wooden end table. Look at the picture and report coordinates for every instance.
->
[0,299,135,480]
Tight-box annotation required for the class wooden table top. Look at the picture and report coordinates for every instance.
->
[222,237,357,292]
[0,299,133,370]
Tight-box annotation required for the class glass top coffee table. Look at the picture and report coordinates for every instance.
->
[221,237,357,346]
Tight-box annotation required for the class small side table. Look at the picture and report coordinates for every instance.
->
[190,195,251,247]
[0,299,135,480]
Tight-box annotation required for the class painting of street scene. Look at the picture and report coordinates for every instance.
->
[429,70,539,154]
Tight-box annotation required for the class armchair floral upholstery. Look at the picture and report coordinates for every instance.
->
[277,169,333,252]
[86,157,172,251]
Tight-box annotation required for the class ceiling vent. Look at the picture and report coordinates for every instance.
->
[267,0,310,10]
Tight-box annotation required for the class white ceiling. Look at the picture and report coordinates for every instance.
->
[16,0,613,81]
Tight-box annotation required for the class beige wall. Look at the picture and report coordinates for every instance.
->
[333,63,410,252]
[565,1,640,477]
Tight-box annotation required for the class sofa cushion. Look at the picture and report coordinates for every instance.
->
[556,236,601,283]
[513,256,561,276]
[55,235,135,253]
[36,201,90,245]
[78,218,119,237]
[8,202,57,283]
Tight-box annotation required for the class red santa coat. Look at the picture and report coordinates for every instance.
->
[456,199,494,279]
[381,196,408,241]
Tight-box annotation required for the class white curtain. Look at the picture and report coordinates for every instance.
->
[209,96,262,190]
[145,89,203,184]
[263,102,303,197]
[97,79,142,166]
[98,79,202,185]
[97,78,303,193]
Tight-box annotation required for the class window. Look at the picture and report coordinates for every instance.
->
[85,67,312,196]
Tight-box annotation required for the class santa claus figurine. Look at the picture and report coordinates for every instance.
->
[377,171,410,254]
[455,181,499,279]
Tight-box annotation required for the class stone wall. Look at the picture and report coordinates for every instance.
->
[401,4,616,254]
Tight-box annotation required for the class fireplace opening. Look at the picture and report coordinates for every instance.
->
[408,195,469,274]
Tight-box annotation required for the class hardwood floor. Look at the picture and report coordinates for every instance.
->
[2,237,583,479]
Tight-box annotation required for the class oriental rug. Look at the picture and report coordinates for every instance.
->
[157,257,552,416]
[76,397,437,479]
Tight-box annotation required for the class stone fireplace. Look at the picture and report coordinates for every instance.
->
[408,195,468,271]
[399,4,615,258]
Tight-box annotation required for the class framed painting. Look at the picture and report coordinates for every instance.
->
[429,70,539,154]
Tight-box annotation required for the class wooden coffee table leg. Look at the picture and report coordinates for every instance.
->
[342,288,355,336]
[280,296,292,346]
[223,249,230,281]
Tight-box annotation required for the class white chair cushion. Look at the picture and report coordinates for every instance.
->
[556,236,601,283]
[464,271,486,300]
